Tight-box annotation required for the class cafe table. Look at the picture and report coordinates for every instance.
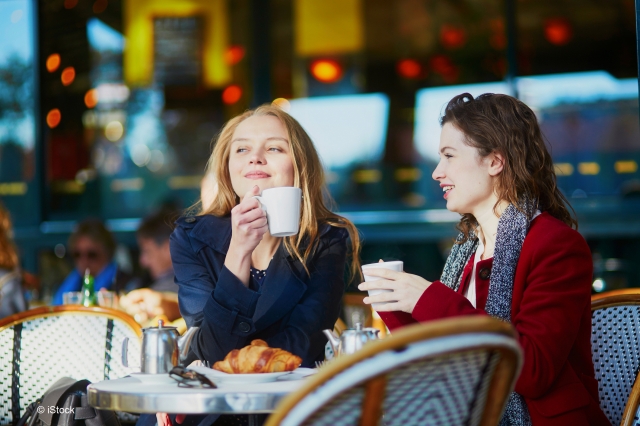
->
[88,370,312,426]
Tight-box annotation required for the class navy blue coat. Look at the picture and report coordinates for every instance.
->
[170,214,348,367]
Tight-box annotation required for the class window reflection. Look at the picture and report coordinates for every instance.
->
[0,0,35,224]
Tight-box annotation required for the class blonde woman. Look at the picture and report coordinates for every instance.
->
[173,104,360,362]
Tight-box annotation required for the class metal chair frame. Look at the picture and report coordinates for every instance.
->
[265,316,522,426]
[0,305,142,425]
[591,289,640,426]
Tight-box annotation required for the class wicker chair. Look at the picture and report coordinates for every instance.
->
[265,316,522,426]
[591,289,640,426]
[0,305,142,425]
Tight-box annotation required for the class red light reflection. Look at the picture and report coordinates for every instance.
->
[544,18,572,45]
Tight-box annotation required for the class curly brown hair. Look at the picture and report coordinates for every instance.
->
[0,204,18,270]
[440,93,577,241]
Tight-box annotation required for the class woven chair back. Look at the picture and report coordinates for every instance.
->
[266,316,521,426]
[0,306,142,425]
[591,290,640,426]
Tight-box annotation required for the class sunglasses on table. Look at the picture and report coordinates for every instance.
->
[169,366,217,389]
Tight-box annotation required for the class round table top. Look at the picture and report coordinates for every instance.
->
[88,373,308,414]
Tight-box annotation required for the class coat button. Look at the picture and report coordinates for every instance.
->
[238,322,251,333]
[185,217,196,223]
[479,267,491,280]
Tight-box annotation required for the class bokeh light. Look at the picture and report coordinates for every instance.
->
[396,59,422,79]
[440,25,467,49]
[272,98,291,112]
[222,85,243,105]
[105,121,124,142]
[84,89,99,108]
[225,46,245,65]
[310,59,343,83]
[61,67,76,86]
[64,0,78,9]
[46,109,61,128]
[46,54,61,72]
[131,144,151,167]
[544,17,572,45]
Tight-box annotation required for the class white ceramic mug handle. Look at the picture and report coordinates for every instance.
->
[252,195,267,212]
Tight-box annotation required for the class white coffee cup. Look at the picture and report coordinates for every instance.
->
[253,187,302,237]
[361,261,403,310]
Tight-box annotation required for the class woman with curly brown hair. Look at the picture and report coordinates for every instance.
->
[0,203,27,318]
[359,93,609,425]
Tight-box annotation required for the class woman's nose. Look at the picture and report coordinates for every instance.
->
[432,161,444,181]
[249,150,265,164]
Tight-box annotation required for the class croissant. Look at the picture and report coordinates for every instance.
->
[213,339,302,374]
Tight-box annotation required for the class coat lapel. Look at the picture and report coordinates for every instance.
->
[252,245,307,330]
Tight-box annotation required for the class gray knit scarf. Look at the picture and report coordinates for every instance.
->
[440,200,536,426]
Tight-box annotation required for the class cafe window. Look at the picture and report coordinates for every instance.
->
[32,0,639,222]
[0,0,36,226]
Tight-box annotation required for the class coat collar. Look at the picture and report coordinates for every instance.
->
[184,214,337,331]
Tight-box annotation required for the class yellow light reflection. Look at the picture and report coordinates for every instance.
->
[105,121,124,141]
[124,0,230,87]
[614,160,638,174]
[578,162,600,175]
[394,168,422,182]
[0,182,27,196]
[554,163,574,176]
[353,169,382,183]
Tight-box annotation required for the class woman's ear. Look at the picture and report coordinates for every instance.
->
[488,152,505,176]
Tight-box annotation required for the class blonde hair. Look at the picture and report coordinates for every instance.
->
[200,104,361,282]
[0,204,18,270]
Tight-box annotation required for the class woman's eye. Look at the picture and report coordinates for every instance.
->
[268,147,283,152]
[236,148,247,153]
[444,154,453,159]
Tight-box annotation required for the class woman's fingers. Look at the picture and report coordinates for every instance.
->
[175,415,186,424]
[358,278,395,292]
[157,413,172,426]
[360,268,402,280]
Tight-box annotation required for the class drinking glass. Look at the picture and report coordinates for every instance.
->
[63,291,83,305]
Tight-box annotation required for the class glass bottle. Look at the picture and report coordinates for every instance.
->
[81,268,97,307]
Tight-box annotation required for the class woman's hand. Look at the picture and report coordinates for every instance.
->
[358,269,432,313]
[225,185,268,286]
[228,185,268,255]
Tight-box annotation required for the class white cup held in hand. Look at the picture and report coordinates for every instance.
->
[361,261,403,310]
[253,187,302,237]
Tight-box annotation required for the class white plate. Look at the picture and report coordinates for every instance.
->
[129,372,174,384]
[189,366,307,384]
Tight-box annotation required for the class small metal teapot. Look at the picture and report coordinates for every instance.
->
[323,323,380,357]
[122,319,199,374]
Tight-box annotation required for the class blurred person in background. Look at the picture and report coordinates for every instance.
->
[0,203,27,318]
[53,219,138,305]
[120,209,181,323]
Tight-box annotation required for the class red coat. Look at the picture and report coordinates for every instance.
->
[379,212,610,426]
